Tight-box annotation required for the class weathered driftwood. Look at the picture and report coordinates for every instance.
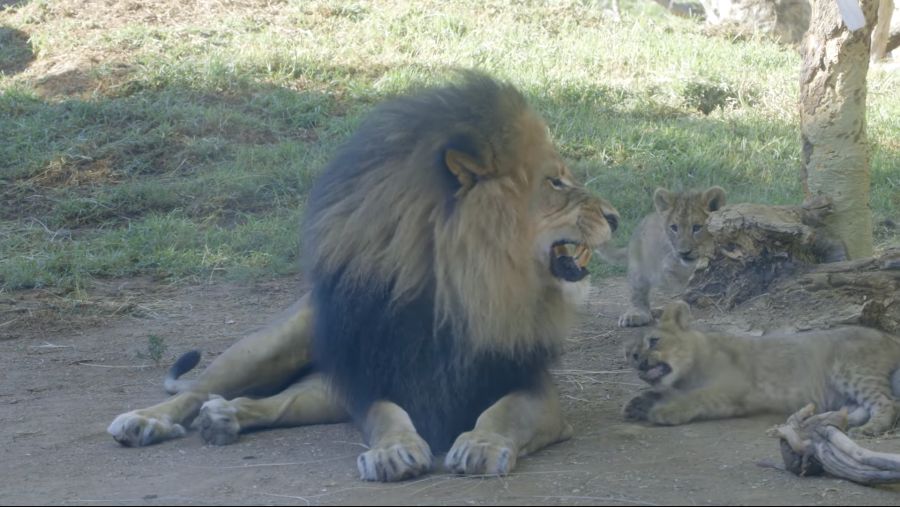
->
[769,403,900,485]
[685,199,900,334]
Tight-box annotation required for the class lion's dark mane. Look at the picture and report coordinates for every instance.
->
[303,74,556,452]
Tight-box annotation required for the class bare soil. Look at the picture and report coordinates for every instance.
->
[2,276,899,505]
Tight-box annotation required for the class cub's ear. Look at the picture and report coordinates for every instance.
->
[653,188,672,214]
[704,186,727,213]
[661,301,692,330]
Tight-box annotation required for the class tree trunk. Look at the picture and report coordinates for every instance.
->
[799,0,878,259]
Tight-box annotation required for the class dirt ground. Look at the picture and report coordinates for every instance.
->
[2,275,900,506]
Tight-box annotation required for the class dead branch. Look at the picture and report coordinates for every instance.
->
[769,403,900,485]
[685,198,900,334]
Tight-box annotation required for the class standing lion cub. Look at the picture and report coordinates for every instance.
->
[624,302,900,436]
[618,186,726,327]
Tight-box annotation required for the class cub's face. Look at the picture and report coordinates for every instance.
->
[654,186,726,264]
[625,302,700,390]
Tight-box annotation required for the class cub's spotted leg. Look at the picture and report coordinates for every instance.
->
[848,388,898,437]
[193,373,349,445]
[446,371,572,477]
[646,388,746,426]
[356,401,433,482]
[109,295,315,447]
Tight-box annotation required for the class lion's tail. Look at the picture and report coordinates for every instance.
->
[163,350,202,394]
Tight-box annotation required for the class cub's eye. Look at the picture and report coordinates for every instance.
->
[670,224,678,232]
[692,224,702,234]
[632,352,639,361]
[647,337,660,348]
[548,177,565,190]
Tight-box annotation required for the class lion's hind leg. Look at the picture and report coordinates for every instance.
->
[108,392,203,447]
[109,295,316,447]
[193,373,349,445]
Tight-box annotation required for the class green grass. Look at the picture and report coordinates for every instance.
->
[1,0,897,291]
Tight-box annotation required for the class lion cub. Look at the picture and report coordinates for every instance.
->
[618,186,726,327]
[624,302,900,436]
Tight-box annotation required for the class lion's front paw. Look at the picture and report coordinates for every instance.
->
[192,395,241,446]
[108,410,186,447]
[357,432,432,482]
[445,431,517,477]
[623,392,661,421]
[619,308,652,328]
[647,403,692,426]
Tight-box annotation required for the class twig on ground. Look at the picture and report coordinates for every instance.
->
[76,362,152,369]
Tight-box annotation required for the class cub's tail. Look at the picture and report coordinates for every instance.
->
[163,350,202,394]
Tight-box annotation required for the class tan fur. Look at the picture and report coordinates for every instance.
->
[618,186,726,327]
[109,75,619,481]
[305,96,618,354]
[624,302,900,436]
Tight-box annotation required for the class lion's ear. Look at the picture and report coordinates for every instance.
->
[661,301,692,330]
[444,148,492,193]
[653,188,672,213]
[704,186,726,212]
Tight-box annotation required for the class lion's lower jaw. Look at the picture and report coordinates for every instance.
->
[559,279,592,309]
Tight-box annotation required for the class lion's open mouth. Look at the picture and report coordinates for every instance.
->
[549,240,592,282]
[638,362,672,385]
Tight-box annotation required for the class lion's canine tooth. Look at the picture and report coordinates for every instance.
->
[575,244,592,268]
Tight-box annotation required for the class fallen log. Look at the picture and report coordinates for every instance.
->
[685,198,900,334]
[769,403,900,485]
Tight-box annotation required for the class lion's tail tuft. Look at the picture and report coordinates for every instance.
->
[163,350,202,394]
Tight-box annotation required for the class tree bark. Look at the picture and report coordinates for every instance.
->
[799,0,879,259]
[684,201,900,334]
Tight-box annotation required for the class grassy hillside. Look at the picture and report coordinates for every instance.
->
[1,0,897,291]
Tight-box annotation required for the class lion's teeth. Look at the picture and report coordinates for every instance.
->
[575,245,592,267]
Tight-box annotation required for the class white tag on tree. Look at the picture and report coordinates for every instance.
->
[835,0,866,30]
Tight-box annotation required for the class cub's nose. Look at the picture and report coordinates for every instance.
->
[638,359,650,371]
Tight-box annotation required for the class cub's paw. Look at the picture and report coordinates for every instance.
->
[445,431,517,477]
[193,395,241,446]
[108,411,186,447]
[646,403,692,426]
[358,432,432,482]
[618,309,652,328]
[623,392,661,422]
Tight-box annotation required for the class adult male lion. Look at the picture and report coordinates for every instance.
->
[108,73,620,482]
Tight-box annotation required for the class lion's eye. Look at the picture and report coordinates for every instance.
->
[670,224,678,232]
[548,177,565,190]
[648,337,660,348]
[692,224,702,234]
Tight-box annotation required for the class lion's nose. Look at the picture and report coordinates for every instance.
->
[604,213,619,233]
[638,359,649,371]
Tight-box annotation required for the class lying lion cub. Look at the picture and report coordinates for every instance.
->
[618,186,725,327]
[624,302,900,436]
